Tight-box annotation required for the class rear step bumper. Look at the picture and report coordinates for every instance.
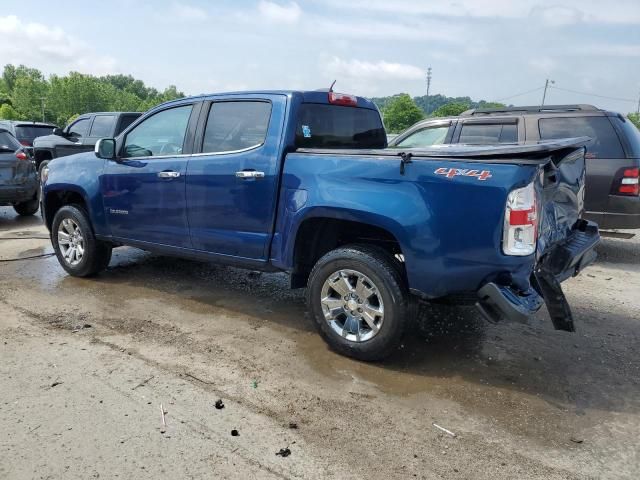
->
[476,220,600,331]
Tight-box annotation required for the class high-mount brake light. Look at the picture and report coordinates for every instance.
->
[503,182,538,256]
[328,92,358,107]
[616,167,639,196]
[15,151,28,161]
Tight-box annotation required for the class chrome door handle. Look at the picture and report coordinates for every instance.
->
[157,171,180,178]
[235,170,265,179]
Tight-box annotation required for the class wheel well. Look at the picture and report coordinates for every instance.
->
[44,191,86,230]
[291,218,405,288]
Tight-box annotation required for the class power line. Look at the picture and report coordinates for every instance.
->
[549,85,637,104]
[493,86,545,102]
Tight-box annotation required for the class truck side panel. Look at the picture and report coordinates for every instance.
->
[272,153,539,298]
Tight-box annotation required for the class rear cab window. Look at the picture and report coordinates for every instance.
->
[202,101,271,153]
[538,116,625,158]
[115,114,141,136]
[295,104,386,149]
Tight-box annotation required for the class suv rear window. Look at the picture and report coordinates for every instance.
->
[14,125,55,142]
[0,131,21,150]
[295,104,386,149]
[611,116,640,158]
[459,123,517,144]
[539,116,625,158]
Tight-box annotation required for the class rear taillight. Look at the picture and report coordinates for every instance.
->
[615,167,639,196]
[15,151,28,161]
[328,92,358,107]
[503,182,538,256]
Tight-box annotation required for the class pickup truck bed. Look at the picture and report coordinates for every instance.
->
[41,90,600,361]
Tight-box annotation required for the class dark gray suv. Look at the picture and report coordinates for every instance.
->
[389,105,640,230]
[0,129,39,216]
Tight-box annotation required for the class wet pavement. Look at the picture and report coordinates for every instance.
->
[1,207,639,479]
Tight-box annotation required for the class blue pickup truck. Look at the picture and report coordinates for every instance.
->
[41,90,599,360]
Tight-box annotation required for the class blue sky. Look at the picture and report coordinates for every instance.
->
[1,0,639,112]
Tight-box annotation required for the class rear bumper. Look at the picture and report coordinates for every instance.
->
[476,220,600,331]
[585,211,640,230]
[0,182,38,205]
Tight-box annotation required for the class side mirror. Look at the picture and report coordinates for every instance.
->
[53,127,65,137]
[95,138,116,160]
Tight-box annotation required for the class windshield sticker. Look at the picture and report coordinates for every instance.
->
[302,125,312,138]
[434,167,492,181]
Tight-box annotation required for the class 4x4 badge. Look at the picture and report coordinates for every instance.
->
[434,167,492,181]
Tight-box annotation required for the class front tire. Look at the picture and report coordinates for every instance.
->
[307,245,409,361]
[52,205,112,277]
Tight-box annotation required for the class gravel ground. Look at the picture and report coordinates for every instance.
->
[0,207,638,479]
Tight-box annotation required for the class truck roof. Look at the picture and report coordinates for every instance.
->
[155,90,380,111]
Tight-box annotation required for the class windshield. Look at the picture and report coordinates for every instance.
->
[295,104,386,149]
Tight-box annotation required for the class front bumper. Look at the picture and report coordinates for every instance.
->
[476,220,600,331]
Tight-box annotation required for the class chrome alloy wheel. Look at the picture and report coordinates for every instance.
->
[320,269,385,342]
[57,218,85,266]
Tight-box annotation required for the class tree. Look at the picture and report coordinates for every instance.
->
[0,103,19,120]
[382,94,424,133]
[629,113,640,130]
[432,102,471,117]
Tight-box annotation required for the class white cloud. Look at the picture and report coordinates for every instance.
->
[324,57,425,81]
[317,0,640,24]
[0,15,116,75]
[258,1,301,24]
[170,3,208,21]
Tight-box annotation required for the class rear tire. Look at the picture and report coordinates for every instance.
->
[13,197,39,216]
[307,244,409,361]
[52,205,112,277]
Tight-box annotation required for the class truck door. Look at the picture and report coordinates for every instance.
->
[186,95,286,260]
[102,103,198,247]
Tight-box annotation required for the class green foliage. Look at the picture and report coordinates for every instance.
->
[372,93,507,118]
[432,102,471,117]
[1,64,184,126]
[0,103,19,120]
[382,94,424,133]
[628,113,640,130]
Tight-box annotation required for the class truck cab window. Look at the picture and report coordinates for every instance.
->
[89,115,116,138]
[202,101,272,153]
[123,105,192,158]
[67,118,90,138]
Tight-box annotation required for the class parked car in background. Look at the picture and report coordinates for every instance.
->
[389,105,640,230]
[0,120,57,152]
[33,111,142,177]
[0,128,39,216]
[41,90,598,360]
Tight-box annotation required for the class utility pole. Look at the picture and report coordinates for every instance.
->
[541,79,554,106]
[40,97,46,122]
[425,67,432,115]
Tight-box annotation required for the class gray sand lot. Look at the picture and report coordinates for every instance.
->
[1,207,638,479]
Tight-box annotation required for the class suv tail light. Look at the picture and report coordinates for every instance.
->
[614,167,639,196]
[503,182,538,256]
[328,92,358,107]
[15,151,28,161]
